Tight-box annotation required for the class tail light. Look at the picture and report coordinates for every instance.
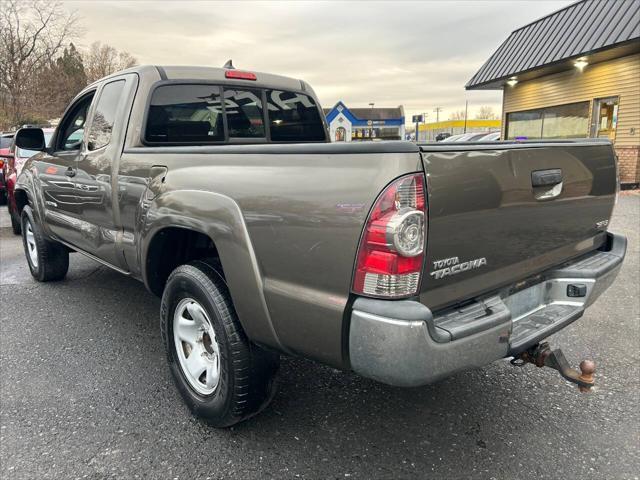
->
[352,173,427,298]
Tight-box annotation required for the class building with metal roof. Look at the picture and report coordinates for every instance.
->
[467,0,640,185]
[324,101,405,142]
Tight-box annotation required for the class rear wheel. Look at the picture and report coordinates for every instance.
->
[21,206,69,282]
[161,261,279,427]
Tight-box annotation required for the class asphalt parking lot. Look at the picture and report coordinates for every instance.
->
[1,194,638,480]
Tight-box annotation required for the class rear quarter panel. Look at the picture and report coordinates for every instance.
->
[129,143,422,368]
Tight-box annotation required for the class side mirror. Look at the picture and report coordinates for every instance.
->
[15,127,46,152]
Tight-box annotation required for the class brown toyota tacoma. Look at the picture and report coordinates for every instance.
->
[13,65,626,426]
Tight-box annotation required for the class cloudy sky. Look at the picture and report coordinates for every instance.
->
[64,0,569,122]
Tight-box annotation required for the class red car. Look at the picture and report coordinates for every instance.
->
[2,128,53,234]
[0,132,15,204]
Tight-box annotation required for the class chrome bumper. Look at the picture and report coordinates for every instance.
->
[348,233,626,387]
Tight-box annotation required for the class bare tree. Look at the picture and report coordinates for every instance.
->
[0,0,78,127]
[84,41,137,83]
[449,110,466,121]
[475,105,498,120]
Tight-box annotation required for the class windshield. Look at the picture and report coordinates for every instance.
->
[17,132,53,158]
[1,135,14,149]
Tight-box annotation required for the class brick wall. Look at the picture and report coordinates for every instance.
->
[616,146,640,185]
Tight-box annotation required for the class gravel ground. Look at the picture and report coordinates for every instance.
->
[1,194,638,480]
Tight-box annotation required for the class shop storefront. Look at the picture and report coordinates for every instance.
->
[324,101,405,142]
[466,0,639,185]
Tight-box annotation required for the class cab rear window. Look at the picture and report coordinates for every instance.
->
[146,85,224,144]
[266,90,326,142]
[144,84,325,144]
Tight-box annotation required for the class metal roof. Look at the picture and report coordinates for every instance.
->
[466,0,640,90]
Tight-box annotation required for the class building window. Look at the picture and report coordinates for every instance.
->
[506,101,590,140]
[335,126,346,142]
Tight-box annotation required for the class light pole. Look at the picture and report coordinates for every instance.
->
[422,112,428,141]
[369,103,375,141]
[463,100,468,133]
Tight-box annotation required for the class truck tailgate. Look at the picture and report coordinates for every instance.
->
[419,141,617,311]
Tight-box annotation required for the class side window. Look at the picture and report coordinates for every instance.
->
[87,80,126,150]
[57,93,95,151]
[58,94,95,151]
[146,85,224,144]
[224,88,265,138]
[267,90,326,142]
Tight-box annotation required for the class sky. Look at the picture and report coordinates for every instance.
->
[64,0,570,123]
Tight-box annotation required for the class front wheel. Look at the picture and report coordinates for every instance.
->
[21,206,69,281]
[161,261,279,427]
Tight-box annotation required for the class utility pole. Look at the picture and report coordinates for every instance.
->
[433,107,443,123]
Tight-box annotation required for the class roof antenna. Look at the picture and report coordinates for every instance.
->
[223,59,235,69]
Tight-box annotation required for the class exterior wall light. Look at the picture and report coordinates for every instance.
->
[506,77,518,87]
[574,58,589,70]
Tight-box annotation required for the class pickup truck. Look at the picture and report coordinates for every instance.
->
[13,65,626,427]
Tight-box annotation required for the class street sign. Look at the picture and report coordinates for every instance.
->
[412,115,424,123]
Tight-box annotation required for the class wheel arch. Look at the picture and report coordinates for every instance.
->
[140,189,285,353]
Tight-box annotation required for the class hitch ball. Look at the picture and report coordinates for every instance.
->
[578,360,596,393]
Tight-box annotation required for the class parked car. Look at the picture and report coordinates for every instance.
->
[0,131,15,203]
[460,132,495,142]
[440,133,466,142]
[13,65,625,427]
[478,131,501,141]
[435,132,451,141]
[3,128,54,233]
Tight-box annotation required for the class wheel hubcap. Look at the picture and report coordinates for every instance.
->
[173,298,220,395]
[25,221,38,268]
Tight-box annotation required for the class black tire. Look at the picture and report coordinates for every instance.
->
[161,261,279,427]
[21,205,69,282]
[9,204,21,235]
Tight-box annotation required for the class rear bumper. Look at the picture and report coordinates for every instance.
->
[348,232,626,387]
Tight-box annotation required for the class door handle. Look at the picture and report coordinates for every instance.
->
[65,166,76,178]
[531,168,562,187]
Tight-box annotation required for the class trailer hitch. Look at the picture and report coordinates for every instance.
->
[511,342,595,392]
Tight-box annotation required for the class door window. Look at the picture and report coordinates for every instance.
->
[591,97,619,140]
[57,92,95,151]
[87,80,126,150]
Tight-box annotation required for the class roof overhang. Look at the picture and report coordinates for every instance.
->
[466,39,640,90]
